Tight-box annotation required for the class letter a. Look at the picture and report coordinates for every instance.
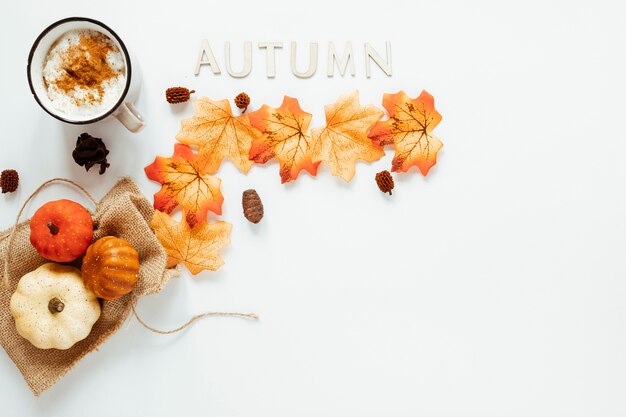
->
[195,39,221,75]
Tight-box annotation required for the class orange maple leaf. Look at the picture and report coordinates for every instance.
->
[368,90,443,175]
[150,210,231,275]
[248,96,320,183]
[144,143,224,228]
[176,97,261,174]
[311,91,384,182]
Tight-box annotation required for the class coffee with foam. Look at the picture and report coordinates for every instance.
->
[42,29,126,118]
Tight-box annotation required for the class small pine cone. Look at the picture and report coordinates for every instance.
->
[234,92,250,112]
[242,189,264,224]
[0,169,19,193]
[166,87,195,104]
[375,170,394,195]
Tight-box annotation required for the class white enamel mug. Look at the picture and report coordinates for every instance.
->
[27,17,144,132]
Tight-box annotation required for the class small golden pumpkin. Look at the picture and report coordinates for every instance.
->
[10,263,101,350]
[81,236,140,301]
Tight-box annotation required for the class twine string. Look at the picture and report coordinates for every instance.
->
[131,302,259,335]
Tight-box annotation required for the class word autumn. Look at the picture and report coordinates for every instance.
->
[194,41,392,78]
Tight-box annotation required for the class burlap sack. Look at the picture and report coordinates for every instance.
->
[0,177,172,396]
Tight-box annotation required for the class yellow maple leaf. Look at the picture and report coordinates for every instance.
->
[144,144,223,228]
[311,91,384,181]
[176,97,262,174]
[369,90,443,175]
[150,210,232,275]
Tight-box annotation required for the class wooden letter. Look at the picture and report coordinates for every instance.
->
[365,41,392,77]
[195,39,221,75]
[327,42,355,77]
[259,42,283,78]
[225,41,252,78]
[291,42,318,78]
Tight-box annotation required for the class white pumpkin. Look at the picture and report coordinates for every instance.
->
[10,263,101,350]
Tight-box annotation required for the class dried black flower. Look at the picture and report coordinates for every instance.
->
[72,133,110,175]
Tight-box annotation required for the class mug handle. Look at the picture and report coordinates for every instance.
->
[114,102,144,132]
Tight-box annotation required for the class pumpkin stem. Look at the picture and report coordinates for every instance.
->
[48,297,65,313]
[47,221,60,235]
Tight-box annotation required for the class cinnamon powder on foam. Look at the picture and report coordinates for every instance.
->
[47,32,122,106]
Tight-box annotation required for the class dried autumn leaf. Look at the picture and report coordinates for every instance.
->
[368,90,443,175]
[144,143,223,228]
[311,91,384,182]
[248,96,320,183]
[176,97,261,174]
[151,210,232,275]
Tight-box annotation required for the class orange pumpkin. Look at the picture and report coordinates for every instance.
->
[29,199,93,262]
[81,236,140,300]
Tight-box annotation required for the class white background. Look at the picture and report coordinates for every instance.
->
[1,0,625,416]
